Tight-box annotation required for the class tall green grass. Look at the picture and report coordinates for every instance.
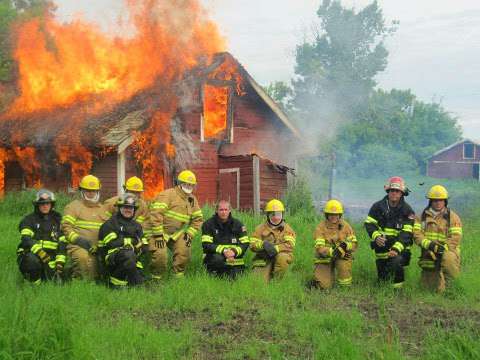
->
[0,190,479,359]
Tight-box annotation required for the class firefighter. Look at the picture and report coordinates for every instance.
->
[250,199,296,282]
[149,170,203,278]
[17,189,67,284]
[364,176,415,289]
[413,185,462,292]
[104,176,150,235]
[201,200,249,279]
[98,193,148,288]
[310,199,358,289]
[61,175,108,280]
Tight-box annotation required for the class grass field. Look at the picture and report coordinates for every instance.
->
[1,190,479,359]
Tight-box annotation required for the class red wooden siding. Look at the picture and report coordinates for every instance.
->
[219,155,254,210]
[91,153,117,200]
[427,141,480,179]
[259,159,288,208]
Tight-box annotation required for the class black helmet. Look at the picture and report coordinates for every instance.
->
[33,189,56,206]
[115,193,138,209]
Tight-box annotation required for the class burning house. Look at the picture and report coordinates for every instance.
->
[0,52,300,211]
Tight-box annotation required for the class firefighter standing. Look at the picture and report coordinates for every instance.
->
[98,193,148,288]
[311,199,357,289]
[149,170,203,278]
[61,175,108,280]
[413,185,462,292]
[17,190,67,284]
[104,176,150,236]
[201,200,249,279]
[364,176,415,289]
[250,199,296,282]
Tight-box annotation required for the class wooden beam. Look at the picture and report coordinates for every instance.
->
[116,137,132,196]
[253,155,260,215]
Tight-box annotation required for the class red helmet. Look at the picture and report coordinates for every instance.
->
[384,176,407,193]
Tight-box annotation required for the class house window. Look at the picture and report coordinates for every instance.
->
[464,142,475,159]
[202,84,232,142]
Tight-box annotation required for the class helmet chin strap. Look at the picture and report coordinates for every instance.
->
[81,190,100,203]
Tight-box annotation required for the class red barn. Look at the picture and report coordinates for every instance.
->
[427,138,480,180]
[0,53,300,212]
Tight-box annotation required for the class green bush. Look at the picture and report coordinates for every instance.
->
[283,176,316,218]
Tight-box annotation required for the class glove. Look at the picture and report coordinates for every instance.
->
[75,237,92,251]
[20,237,35,250]
[55,262,64,275]
[36,249,51,264]
[154,235,166,249]
[428,241,447,254]
[262,241,278,258]
[184,233,192,248]
[89,245,98,255]
[333,246,346,259]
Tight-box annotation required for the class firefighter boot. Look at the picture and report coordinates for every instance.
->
[438,250,461,292]
[149,241,168,279]
[168,237,192,277]
[18,252,43,283]
[67,244,98,280]
[314,263,334,289]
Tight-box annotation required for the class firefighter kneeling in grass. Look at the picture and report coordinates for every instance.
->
[61,175,108,280]
[149,170,203,279]
[413,185,462,292]
[17,190,67,284]
[310,199,357,289]
[98,193,148,288]
[201,200,249,279]
[250,199,296,282]
[364,176,415,289]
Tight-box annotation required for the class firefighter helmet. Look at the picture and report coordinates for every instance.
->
[34,189,56,205]
[384,176,407,193]
[324,199,343,215]
[79,175,101,190]
[427,185,448,200]
[177,170,197,185]
[124,176,144,192]
[265,199,285,212]
[115,193,138,209]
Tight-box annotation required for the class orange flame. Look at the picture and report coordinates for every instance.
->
[2,0,225,194]
[203,84,229,138]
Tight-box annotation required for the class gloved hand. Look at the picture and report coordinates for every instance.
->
[55,262,64,275]
[428,241,447,254]
[262,241,278,258]
[333,243,347,259]
[20,237,35,251]
[89,245,98,255]
[184,233,192,248]
[75,237,92,251]
[154,235,166,249]
[375,235,386,247]
[36,249,51,264]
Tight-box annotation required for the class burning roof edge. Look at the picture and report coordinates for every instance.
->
[427,138,480,159]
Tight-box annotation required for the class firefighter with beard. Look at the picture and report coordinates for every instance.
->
[250,199,296,282]
[61,175,108,280]
[310,199,358,289]
[413,185,462,292]
[149,170,203,278]
[98,193,148,288]
[17,189,67,284]
[201,200,249,279]
[364,176,415,289]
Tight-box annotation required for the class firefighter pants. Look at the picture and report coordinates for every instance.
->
[252,252,293,282]
[419,250,460,292]
[314,259,352,289]
[107,249,144,288]
[18,252,52,283]
[204,253,244,280]
[376,253,406,288]
[67,244,98,281]
[149,237,191,277]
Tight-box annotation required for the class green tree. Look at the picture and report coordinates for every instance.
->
[265,81,293,113]
[0,0,16,82]
[291,0,396,133]
[334,89,462,175]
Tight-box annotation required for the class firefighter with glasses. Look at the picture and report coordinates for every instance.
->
[98,193,148,288]
[149,170,203,278]
[413,185,462,292]
[310,199,358,289]
[61,175,108,280]
[17,189,66,284]
[250,199,296,282]
[364,176,415,289]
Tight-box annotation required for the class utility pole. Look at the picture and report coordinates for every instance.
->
[328,152,336,200]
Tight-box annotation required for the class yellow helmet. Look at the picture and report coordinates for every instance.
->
[177,170,197,185]
[79,175,101,190]
[427,185,448,200]
[125,176,144,192]
[265,199,285,212]
[324,199,344,215]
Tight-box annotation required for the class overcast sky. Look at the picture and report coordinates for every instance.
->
[55,0,480,137]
